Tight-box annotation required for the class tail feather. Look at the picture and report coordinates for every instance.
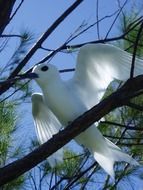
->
[94,152,115,179]
[75,124,139,179]
[105,138,139,166]
[92,138,139,179]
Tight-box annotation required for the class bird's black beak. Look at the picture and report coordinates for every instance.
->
[20,72,39,79]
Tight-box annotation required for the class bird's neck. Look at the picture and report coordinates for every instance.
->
[41,75,64,94]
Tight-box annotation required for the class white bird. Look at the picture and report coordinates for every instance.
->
[30,43,142,178]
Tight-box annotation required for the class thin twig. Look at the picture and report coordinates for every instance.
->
[130,21,143,78]
[80,166,97,190]
[105,0,129,39]
[3,16,142,81]
[0,80,30,103]
[104,135,142,140]
[100,121,143,131]
[0,34,23,38]
[59,68,75,73]
[96,0,100,39]
[126,102,143,111]
[63,163,96,190]
[9,0,24,21]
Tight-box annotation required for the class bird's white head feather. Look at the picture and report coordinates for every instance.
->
[32,63,60,88]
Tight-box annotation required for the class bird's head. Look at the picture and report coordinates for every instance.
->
[30,63,60,88]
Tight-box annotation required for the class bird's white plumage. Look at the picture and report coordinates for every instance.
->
[72,44,143,108]
[32,93,63,167]
[31,44,142,178]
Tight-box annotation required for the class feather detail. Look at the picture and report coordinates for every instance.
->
[32,93,63,167]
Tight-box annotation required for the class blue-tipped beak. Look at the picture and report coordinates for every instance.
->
[22,72,39,79]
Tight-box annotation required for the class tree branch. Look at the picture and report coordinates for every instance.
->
[9,0,24,22]
[35,16,143,64]
[0,0,16,35]
[0,0,83,95]
[130,21,143,78]
[100,120,143,131]
[0,75,143,185]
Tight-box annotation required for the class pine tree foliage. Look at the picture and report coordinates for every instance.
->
[0,101,25,189]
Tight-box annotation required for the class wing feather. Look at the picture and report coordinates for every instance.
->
[32,93,63,167]
[71,43,143,108]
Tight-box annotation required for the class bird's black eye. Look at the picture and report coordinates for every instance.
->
[41,66,49,71]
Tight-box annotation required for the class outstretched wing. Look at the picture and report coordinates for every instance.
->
[32,93,63,167]
[70,43,143,108]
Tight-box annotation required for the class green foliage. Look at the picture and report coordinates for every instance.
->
[0,101,16,165]
[120,11,143,55]
[0,100,25,189]
[2,177,25,190]
[56,150,83,177]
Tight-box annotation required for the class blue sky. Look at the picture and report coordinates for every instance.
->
[4,0,121,70]
[3,0,143,189]
[5,0,141,76]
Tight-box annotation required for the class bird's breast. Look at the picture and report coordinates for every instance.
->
[43,83,86,126]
